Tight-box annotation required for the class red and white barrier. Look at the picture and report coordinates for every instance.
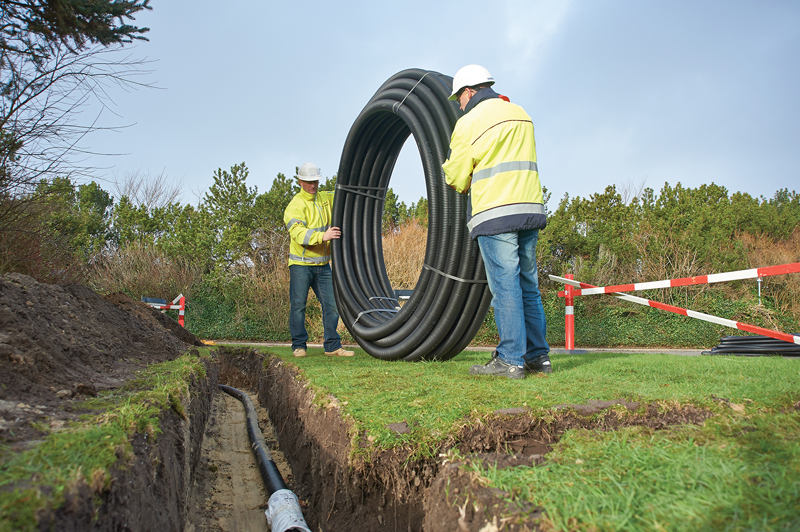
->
[144,293,186,327]
[564,274,575,350]
[561,263,800,297]
[551,262,800,348]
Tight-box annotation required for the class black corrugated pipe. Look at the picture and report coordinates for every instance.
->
[332,68,492,362]
[218,385,311,532]
[702,334,800,356]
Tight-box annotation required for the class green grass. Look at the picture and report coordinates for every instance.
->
[265,346,800,531]
[477,414,800,531]
[0,349,211,532]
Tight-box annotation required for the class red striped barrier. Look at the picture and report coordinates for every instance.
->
[559,262,800,297]
[564,274,575,350]
[551,264,800,348]
[144,293,186,327]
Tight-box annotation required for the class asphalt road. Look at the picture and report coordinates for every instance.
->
[214,341,707,357]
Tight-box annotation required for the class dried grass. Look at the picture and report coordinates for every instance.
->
[238,252,292,334]
[739,228,800,320]
[86,242,203,300]
[382,220,427,289]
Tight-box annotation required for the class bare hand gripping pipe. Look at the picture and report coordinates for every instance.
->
[218,384,311,532]
[333,68,492,361]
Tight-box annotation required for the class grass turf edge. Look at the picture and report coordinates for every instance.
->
[0,347,213,531]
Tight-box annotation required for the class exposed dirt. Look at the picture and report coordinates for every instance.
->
[0,272,202,444]
[1,273,211,531]
[184,350,297,532]
[1,273,718,531]
[184,392,268,531]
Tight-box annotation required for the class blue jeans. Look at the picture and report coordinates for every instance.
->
[289,264,342,352]
[477,229,549,367]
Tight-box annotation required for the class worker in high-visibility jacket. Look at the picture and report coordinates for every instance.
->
[284,162,354,358]
[443,64,550,380]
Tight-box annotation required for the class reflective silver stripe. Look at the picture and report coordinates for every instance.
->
[286,218,304,230]
[473,161,538,184]
[467,203,545,232]
[289,254,331,264]
[301,225,330,245]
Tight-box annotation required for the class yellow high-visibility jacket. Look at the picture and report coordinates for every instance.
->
[284,189,334,266]
[443,90,546,239]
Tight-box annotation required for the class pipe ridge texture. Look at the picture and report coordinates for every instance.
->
[218,384,288,493]
[703,334,800,356]
[333,68,492,361]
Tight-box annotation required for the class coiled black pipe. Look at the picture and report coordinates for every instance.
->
[218,384,310,532]
[702,334,800,356]
[332,68,492,362]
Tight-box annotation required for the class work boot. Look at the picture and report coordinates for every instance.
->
[292,348,307,357]
[524,354,552,374]
[325,348,355,357]
[469,352,525,380]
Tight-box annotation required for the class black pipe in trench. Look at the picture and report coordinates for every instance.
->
[218,384,311,532]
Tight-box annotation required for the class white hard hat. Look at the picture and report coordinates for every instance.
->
[297,162,322,181]
[448,64,495,100]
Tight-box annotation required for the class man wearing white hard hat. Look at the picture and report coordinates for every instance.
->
[443,65,550,379]
[283,163,354,358]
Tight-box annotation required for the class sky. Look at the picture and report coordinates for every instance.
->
[79,0,800,209]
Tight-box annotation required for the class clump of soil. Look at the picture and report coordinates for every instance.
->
[0,273,202,443]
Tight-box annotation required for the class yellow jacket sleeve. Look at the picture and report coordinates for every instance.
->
[443,127,474,194]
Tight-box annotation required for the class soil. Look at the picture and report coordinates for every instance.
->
[0,273,717,531]
[0,273,203,444]
[184,390,294,532]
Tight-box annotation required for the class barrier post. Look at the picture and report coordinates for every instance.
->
[143,293,186,328]
[178,295,186,327]
[565,274,575,350]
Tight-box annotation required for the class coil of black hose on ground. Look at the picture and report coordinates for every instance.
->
[702,334,800,356]
[332,68,492,362]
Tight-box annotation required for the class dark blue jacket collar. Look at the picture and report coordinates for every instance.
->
[464,87,500,114]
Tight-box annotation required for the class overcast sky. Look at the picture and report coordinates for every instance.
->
[81,1,800,209]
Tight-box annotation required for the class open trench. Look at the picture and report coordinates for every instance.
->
[176,345,543,532]
[183,388,291,531]
[57,344,715,532]
[173,347,714,532]
[189,346,432,532]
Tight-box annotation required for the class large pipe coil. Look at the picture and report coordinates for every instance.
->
[332,68,492,362]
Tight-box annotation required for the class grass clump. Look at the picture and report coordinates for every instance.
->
[480,411,800,531]
[0,349,210,531]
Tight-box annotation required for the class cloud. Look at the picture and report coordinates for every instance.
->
[503,0,573,77]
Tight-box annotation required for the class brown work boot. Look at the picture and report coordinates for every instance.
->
[292,348,307,357]
[325,348,354,357]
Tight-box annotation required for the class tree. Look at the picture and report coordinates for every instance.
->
[0,1,150,51]
[0,176,114,282]
[254,172,298,232]
[35,177,114,258]
[112,168,183,209]
[0,0,152,278]
[408,196,428,227]
[381,187,408,233]
[1,0,152,186]
[201,163,258,271]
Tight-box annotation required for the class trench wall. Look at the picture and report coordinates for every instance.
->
[36,360,218,531]
[256,355,432,532]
